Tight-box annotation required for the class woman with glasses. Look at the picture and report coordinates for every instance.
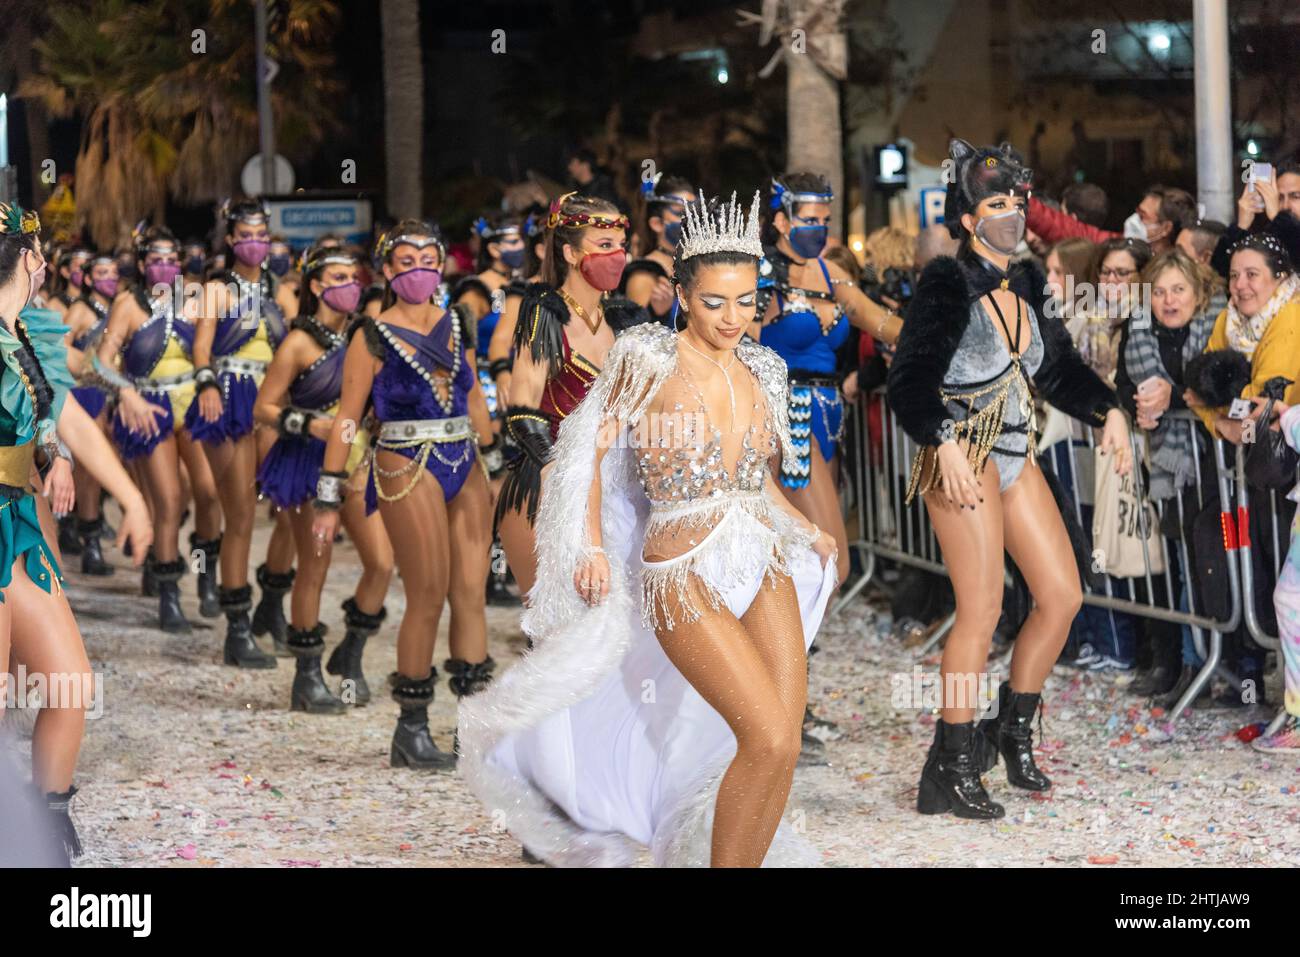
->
[1076,237,1152,383]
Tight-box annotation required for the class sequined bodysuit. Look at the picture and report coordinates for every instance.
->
[627,334,816,630]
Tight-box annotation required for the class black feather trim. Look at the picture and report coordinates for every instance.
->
[513,284,567,377]
[886,256,969,446]
[346,316,387,362]
[448,301,477,354]
[292,315,344,351]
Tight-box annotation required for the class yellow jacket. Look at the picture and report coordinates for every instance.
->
[1195,299,1300,435]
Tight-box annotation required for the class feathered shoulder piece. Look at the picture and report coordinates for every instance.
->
[447,300,478,354]
[514,283,568,374]
[504,278,534,299]
[736,335,796,464]
[602,294,652,332]
[348,315,387,362]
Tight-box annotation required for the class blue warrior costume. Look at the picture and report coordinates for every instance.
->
[0,306,75,599]
[353,304,481,513]
[255,316,361,510]
[185,267,286,443]
[111,288,197,459]
[758,249,850,489]
[68,292,111,420]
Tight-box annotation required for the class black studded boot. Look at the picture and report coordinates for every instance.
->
[287,623,347,714]
[220,585,276,669]
[189,532,222,618]
[389,670,456,771]
[153,557,192,633]
[978,681,1051,791]
[252,563,294,656]
[58,515,82,556]
[44,785,83,862]
[78,517,113,576]
[917,719,1005,819]
[141,547,158,597]
[326,598,386,706]
[445,655,496,759]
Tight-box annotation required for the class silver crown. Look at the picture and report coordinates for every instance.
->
[679,190,764,261]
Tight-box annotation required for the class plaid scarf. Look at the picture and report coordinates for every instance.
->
[1123,311,1214,500]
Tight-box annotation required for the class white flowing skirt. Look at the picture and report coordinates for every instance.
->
[459,475,837,867]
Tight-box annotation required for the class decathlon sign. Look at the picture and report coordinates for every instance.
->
[267,198,373,250]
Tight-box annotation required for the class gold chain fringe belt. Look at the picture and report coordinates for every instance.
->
[372,416,476,502]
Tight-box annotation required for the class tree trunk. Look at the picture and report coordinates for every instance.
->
[785,46,843,234]
[380,0,423,218]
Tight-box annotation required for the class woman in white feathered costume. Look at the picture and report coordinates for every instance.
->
[458,192,838,867]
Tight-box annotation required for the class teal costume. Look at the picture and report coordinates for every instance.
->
[0,306,74,600]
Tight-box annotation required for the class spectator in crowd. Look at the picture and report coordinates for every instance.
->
[566,147,625,211]
[1115,249,1219,698]
[1044,236,1096,339]
[1028,182,1194,257]
[1185,234,1300,708]
[1210,162,1300,282]
[1077,237,1152,383]
[1177,219,1227,269]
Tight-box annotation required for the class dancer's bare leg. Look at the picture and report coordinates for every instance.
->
[177,431,222,540]
[137,435,184,563]
[7,562,93,792]
[203,434,256,589]
[653,572,806,867]
[375,452,450,677]
[496,506,537,598]
[999,464,1083,693]
[445,469,491,664]
[339,486,394,614]
[923,460,1005,723]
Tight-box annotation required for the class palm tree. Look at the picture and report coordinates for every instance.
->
[743,0,848,230]
[379,0,422,218]
[20,0,341,248]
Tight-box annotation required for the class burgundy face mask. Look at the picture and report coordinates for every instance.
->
[320,280,362,313]
[233,239,270,268]
[389,267,442,305]
[577,248,627,291]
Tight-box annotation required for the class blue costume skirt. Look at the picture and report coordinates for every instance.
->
[0,492,63,601]
[257,435,325,511]
[112,388,177,460]
[779,384,843,489]
[70,385,107,421]
[185,371,258,444]
[365,437,477,515]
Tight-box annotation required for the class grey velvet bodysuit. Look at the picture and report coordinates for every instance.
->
[940,295,1043,492]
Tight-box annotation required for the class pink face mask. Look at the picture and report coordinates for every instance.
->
[320,281,362,314]
[92,277,119,299]
[389,268,442,305]
[69,268,84,290]
[233,239,270,268]
[145,261,182,289]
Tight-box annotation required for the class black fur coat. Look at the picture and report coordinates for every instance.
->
[886,249,1118,446]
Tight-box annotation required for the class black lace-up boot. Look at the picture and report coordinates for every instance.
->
[917,719,1005,819]
[389,670,456,771]
[189,532,222,618]
[220,585,276,669]
[153,557,192,633]
[287,623,347,714]
[977,681,1051,791]
[252,563,294,656]
[326,598,385,706]
[78,517,113,576]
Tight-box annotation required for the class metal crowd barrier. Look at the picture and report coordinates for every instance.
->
[833,395,1289,725]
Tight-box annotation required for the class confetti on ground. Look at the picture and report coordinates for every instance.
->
[3,518,1297,867]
